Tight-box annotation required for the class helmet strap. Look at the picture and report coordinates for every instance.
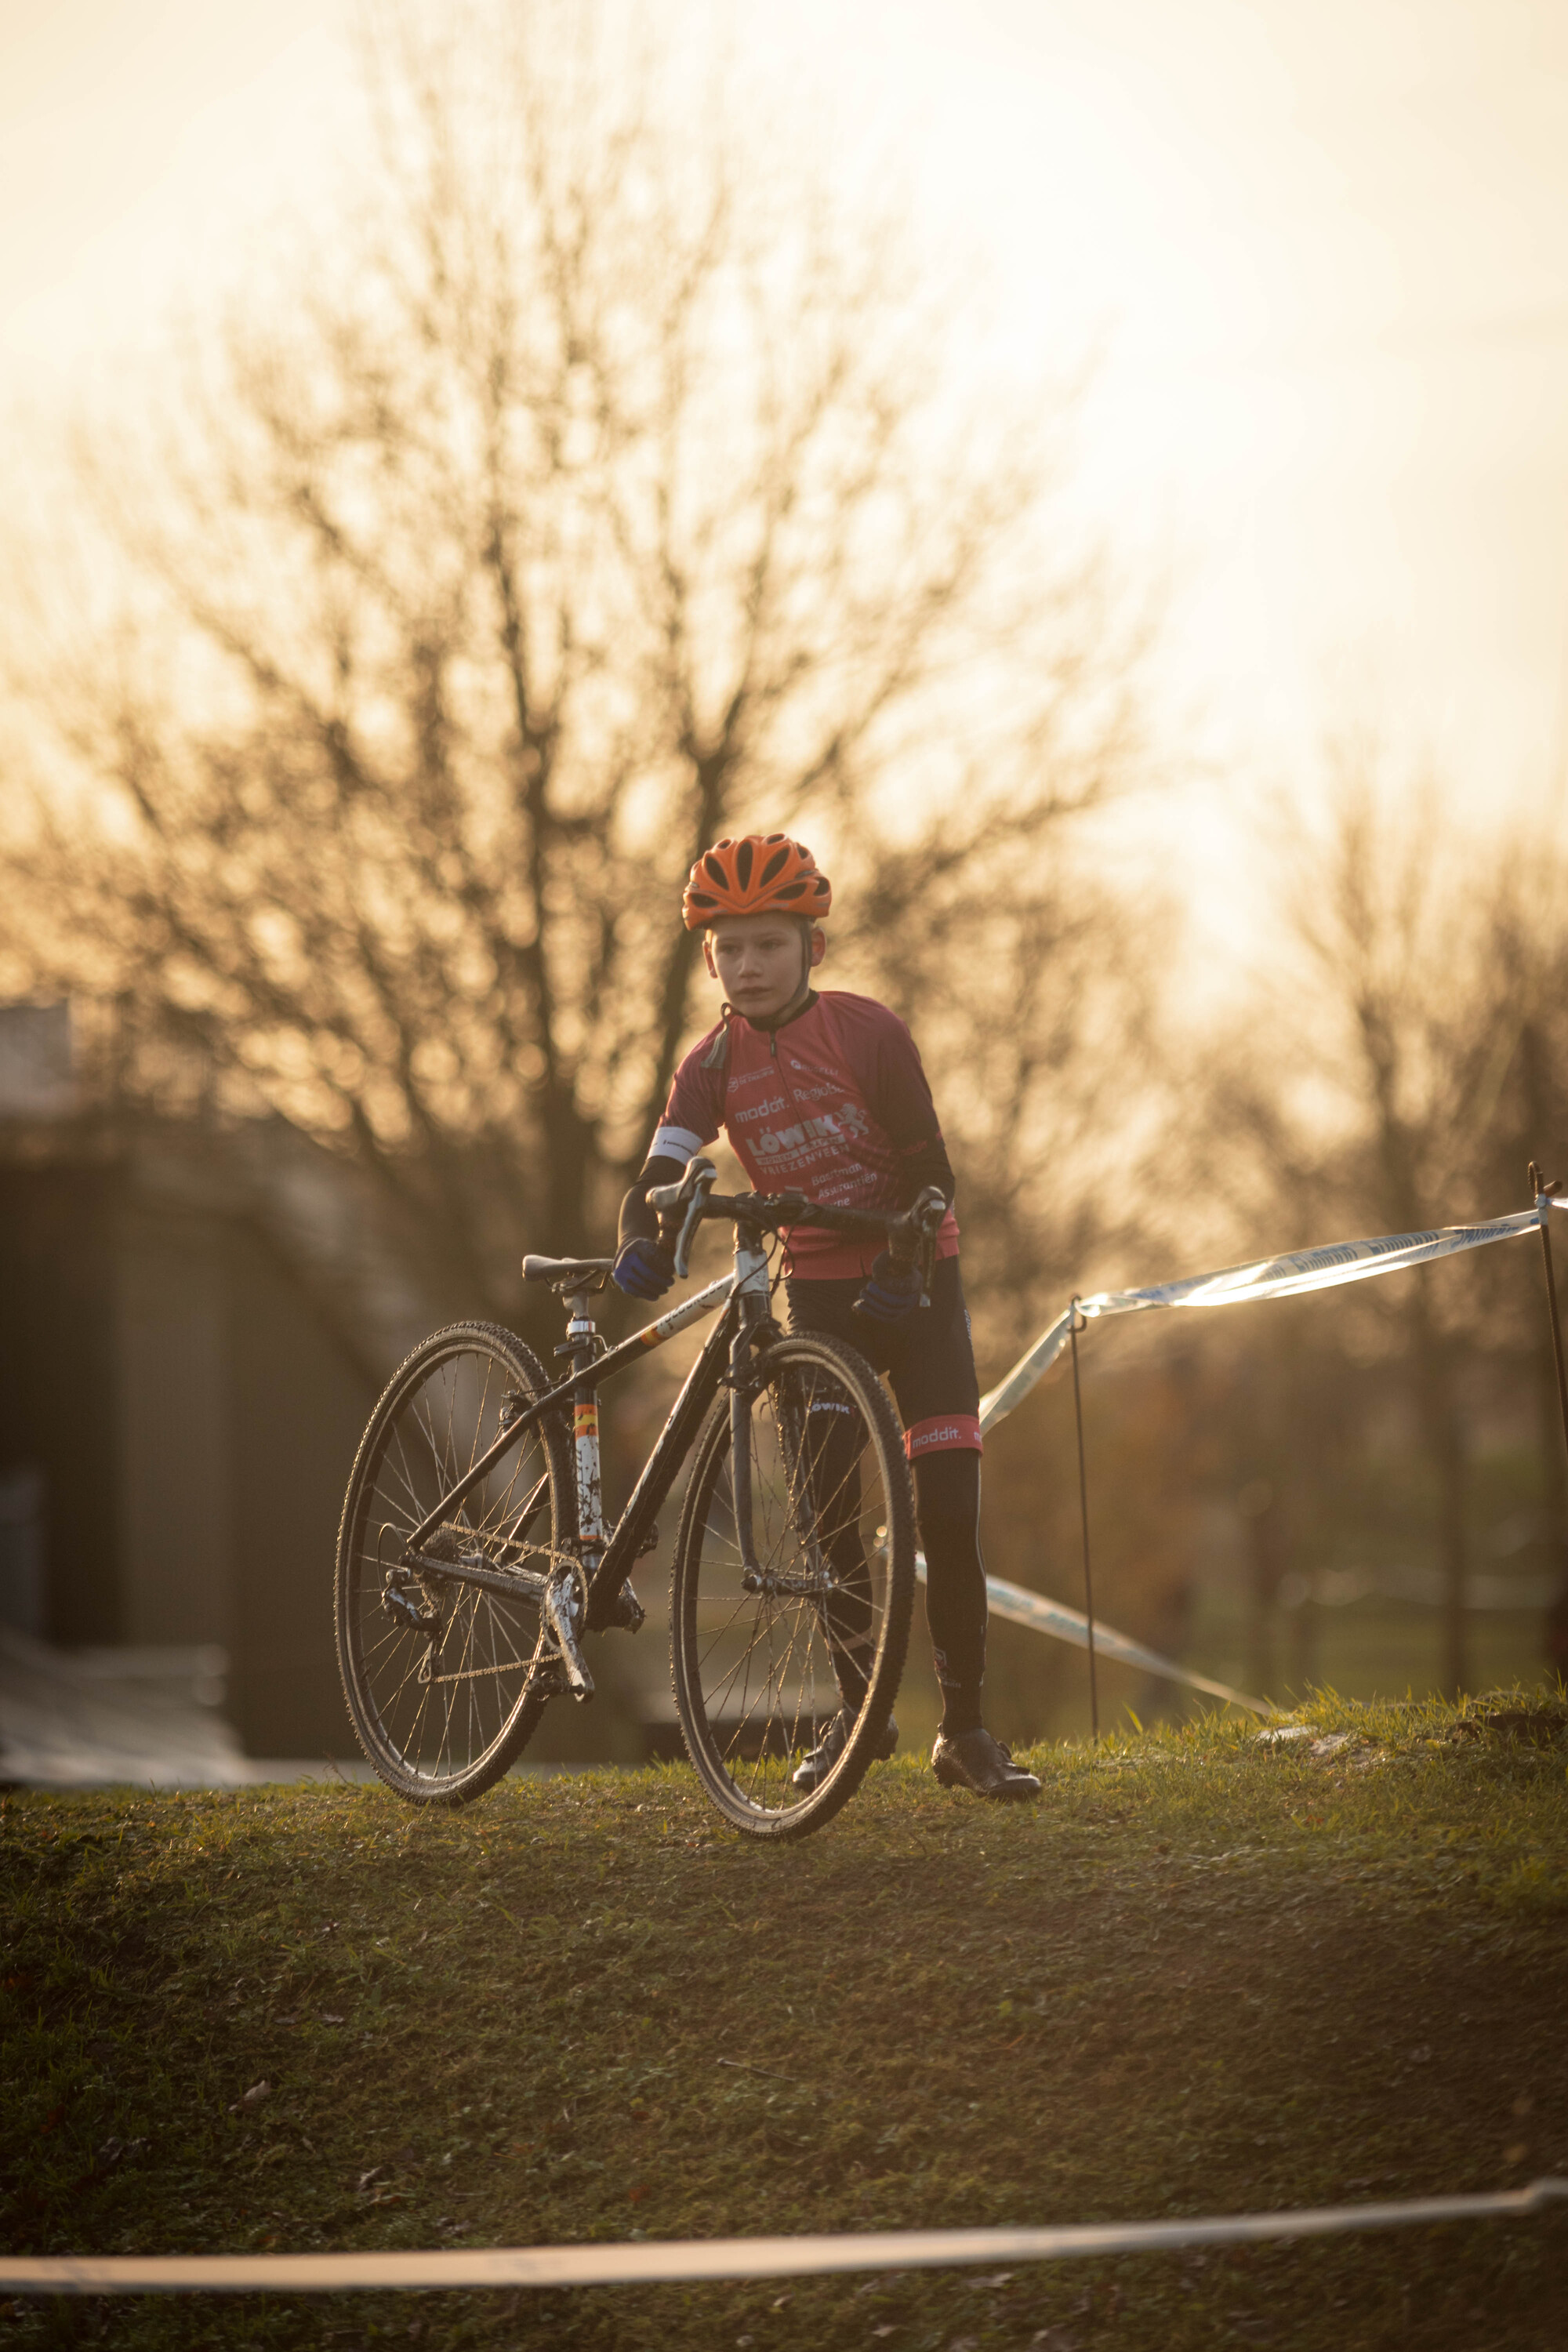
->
[700,1004,735,1070]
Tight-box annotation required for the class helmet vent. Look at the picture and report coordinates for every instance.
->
[681,834,832,931]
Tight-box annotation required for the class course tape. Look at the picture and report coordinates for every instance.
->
[967,1198,1559,1712]
[978,1206,1544,1433]
[7,2180,1564,2295]
[915,1555,1268,1714]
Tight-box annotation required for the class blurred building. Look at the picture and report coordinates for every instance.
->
[0,1003,427,1757]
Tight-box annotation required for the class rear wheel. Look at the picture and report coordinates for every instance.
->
[670,1332,915,1838]
[336,1321,572,1805]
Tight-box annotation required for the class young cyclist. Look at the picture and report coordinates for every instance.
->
[614,833,1040,1803]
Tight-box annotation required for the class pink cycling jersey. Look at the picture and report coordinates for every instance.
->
[650,991,961,1279]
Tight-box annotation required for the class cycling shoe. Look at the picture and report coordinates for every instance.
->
[931,1727,1040,1802]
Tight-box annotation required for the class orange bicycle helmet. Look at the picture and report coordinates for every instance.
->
[681,834,832,931]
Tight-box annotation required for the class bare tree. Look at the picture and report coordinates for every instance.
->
[846,836,1165,1342]
[1,2,1154,1331]
[1187,755,1568,1695]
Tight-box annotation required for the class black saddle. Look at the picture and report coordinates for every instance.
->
[521,1253,616,1292]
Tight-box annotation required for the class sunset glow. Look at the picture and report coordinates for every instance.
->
[4,1,1567,915]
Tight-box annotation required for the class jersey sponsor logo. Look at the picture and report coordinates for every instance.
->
[731,1095,786,1124]
[755,1102,872,1157]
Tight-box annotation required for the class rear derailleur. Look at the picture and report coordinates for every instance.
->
[380,1563,441,1639]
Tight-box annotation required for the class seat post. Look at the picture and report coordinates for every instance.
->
[561,1289,606,1559]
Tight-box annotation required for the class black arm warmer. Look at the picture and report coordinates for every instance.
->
[901,1131,956,1214]
[617,1156,687,1253]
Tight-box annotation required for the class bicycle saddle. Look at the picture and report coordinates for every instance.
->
[521,1253,615,1290]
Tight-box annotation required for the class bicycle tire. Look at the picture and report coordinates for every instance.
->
[336,1320,572,1806]
[670,1330,915,1838]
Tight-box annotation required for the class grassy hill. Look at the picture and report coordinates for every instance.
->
[3,1693,1566,2350]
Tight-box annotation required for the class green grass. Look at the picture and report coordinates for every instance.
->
[3,1691,1567,2350]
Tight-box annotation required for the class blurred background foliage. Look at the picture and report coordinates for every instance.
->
[1,0,1563,1751]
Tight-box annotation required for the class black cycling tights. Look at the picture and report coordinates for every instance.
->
[783,1262,989,1737]
[913,1446,989,1738]
[815,1440,989,1740]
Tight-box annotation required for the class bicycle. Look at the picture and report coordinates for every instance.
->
[334,1158,946,1838]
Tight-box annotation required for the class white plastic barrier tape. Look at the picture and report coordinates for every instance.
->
[962,1200,1557,1712]
[978,1207,1545,1434]
[5,2180,1564,2295]
[915,1555,1268,1714]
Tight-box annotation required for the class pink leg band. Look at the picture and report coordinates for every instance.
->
[904,1414,983,1460]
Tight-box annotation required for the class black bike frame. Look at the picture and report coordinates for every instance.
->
[404,1183,936,1635]
[401,1270,740,1554]
[580,1300,738,1625]
[401,1242,775,1632]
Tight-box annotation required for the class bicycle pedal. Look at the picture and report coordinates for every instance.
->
[604,1581,646,1633]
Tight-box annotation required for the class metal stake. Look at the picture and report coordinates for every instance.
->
[1069,1299,1099,1742]
[1529,1162,1568,1472]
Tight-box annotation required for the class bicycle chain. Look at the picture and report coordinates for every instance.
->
[415,1532,585,1579]
[421,1658,538,1686]
[408,1530,591,1693]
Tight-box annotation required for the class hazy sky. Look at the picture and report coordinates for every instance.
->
[4,0,1567,877]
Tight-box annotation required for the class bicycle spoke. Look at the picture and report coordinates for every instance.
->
[673,1334,913,1834]
[337,1325,568,1805]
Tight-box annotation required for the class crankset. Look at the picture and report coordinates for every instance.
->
[541,1558,595,1702]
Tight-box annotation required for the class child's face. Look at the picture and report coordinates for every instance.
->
[704,914,825,1019]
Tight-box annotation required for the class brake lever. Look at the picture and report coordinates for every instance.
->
[673,1156,717,1279]
[911,1185,945,1308]
[917,1231,937,1308]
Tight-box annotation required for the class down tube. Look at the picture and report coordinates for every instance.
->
[586,1316,732,1621]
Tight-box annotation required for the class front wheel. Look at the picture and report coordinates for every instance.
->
[336,1321,572,1806]
[670,1332,915,1838]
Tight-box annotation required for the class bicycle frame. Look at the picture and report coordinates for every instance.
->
[572,1224,775,1630]
[399,1226,776,1659]
[397,1165,943,1715]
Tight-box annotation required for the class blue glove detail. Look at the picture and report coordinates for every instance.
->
[613,1236,676,1301]
[854,1251,923,1323]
